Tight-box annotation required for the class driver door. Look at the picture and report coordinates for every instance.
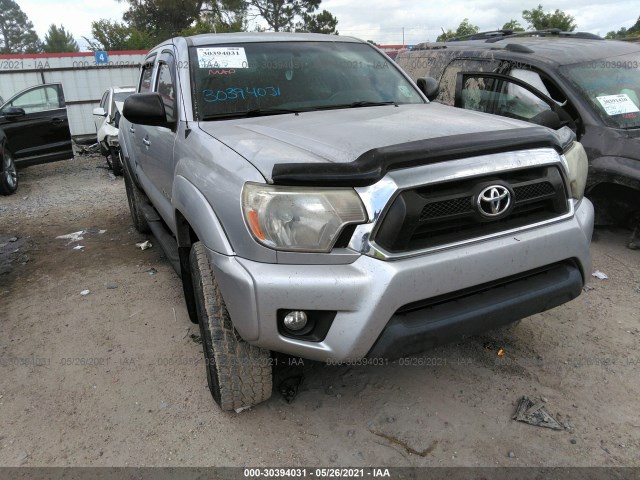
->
[454,72,573,131]
[0,83,73,166]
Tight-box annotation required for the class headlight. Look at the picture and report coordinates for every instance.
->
[242,183,367,252]
[563,141,588,201]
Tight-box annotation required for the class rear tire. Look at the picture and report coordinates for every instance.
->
[122,163,150,233]
[0,149,18,195]
[109,147,123,176]
[190,242,272,411]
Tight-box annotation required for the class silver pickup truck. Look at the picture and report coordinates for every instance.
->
[120,33,594,412]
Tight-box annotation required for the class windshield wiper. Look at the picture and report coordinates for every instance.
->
[201,108,304,120]
[314,101,399,111]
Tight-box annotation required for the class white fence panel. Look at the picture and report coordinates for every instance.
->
[0,51,147,137]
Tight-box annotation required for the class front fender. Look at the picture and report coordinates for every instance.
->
[172,175,234,255]
[588,156,640,191]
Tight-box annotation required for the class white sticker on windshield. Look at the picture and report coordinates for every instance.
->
[197,47,248,69]
[596,94,640,115]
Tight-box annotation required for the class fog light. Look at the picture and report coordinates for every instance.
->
[283,311,308,331]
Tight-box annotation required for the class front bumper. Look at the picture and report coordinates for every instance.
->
[206,198,594,362]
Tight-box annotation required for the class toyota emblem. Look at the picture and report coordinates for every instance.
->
[476,185,512,218]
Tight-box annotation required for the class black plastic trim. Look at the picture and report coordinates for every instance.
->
[271,127,563,187]
[367,261,583,360]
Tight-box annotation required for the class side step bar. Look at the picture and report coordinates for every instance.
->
[139,202,181,276]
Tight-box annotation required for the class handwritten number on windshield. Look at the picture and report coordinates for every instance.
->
[203,86,281,102]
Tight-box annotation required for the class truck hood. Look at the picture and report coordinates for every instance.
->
[197,103,535,182]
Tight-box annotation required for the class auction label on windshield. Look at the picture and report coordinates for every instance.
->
[596,94,640,115]
[197,47,249,69]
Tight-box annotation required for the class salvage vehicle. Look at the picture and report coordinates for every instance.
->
[93,86,136,176]
[0,83,73,195]
[0,129,16,195]
[120,33,594,411]
[396,30,640,248]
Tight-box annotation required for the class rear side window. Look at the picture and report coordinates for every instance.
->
[139,57,156,93]
[439,58,500,105]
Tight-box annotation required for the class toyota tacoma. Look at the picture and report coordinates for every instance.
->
[119,33,594,411]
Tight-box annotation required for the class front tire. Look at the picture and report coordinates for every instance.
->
[0,149,18,195]
[122,163,150,233]
[190,242,272,411]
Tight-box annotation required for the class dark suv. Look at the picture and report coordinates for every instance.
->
[396,31,640,247]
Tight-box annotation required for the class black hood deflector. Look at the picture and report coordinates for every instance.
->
[271,127,564,187]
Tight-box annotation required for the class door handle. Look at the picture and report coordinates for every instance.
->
[129,125,135,134]
[142,137,150,148]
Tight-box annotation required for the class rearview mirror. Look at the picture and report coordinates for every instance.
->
[416,77,439,101]
[529,109,561,130]
[123,93,171,128]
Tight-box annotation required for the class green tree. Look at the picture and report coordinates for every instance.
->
[295,9,338,34]
[43,24,79,53]
[200,0,247,32]
[248,0,320,32]
[437,18,479,42]
[121,0,204,42]
[522,4,577,31]
[0,0,42,53]
[605,16,640,39]
[502,19,525,32]
[83,19,154,51]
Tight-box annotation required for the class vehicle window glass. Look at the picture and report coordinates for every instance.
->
[509,69,552,98]
[189,41,424,120]
[9,85,61,113]
[139,59,155,93]
[560,52,640,129]
[459,76,553,122]
[438,58,500,105]
[156,63,176,122]
[113,92,134,102]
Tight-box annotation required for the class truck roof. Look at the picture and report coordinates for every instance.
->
[411,38,640,66]
[158,32,364,49]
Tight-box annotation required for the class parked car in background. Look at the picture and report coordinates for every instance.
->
[92,86,136,176]
[0,83,73,195]
[0,129,17,195]
[396,31,640,248]
[120,33,593,411]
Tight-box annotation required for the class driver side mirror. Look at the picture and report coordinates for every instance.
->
[3,106,25,119]
[123,93,171,128]
[416,77,439,101]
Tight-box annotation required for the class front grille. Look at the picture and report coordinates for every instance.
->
[374,166,568,253]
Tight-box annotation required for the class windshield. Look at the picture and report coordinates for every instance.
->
[189,41,425,120]
[560,52,640,129]
[113,92,134,102]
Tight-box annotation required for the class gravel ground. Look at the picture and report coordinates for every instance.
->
[0,155,639,468]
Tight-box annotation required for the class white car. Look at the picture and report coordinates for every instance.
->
[93,86,135,175]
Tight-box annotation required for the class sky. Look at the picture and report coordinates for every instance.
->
[18,0,640,50]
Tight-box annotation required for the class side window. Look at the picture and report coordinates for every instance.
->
[438,59,500,105]
[99,91,109,109]
[457,74,556,126]
[8,85,62,114]
[155,57,176,123]
[139,57,156,93]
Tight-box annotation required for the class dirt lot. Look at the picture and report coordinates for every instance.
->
[0,155,639,468]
